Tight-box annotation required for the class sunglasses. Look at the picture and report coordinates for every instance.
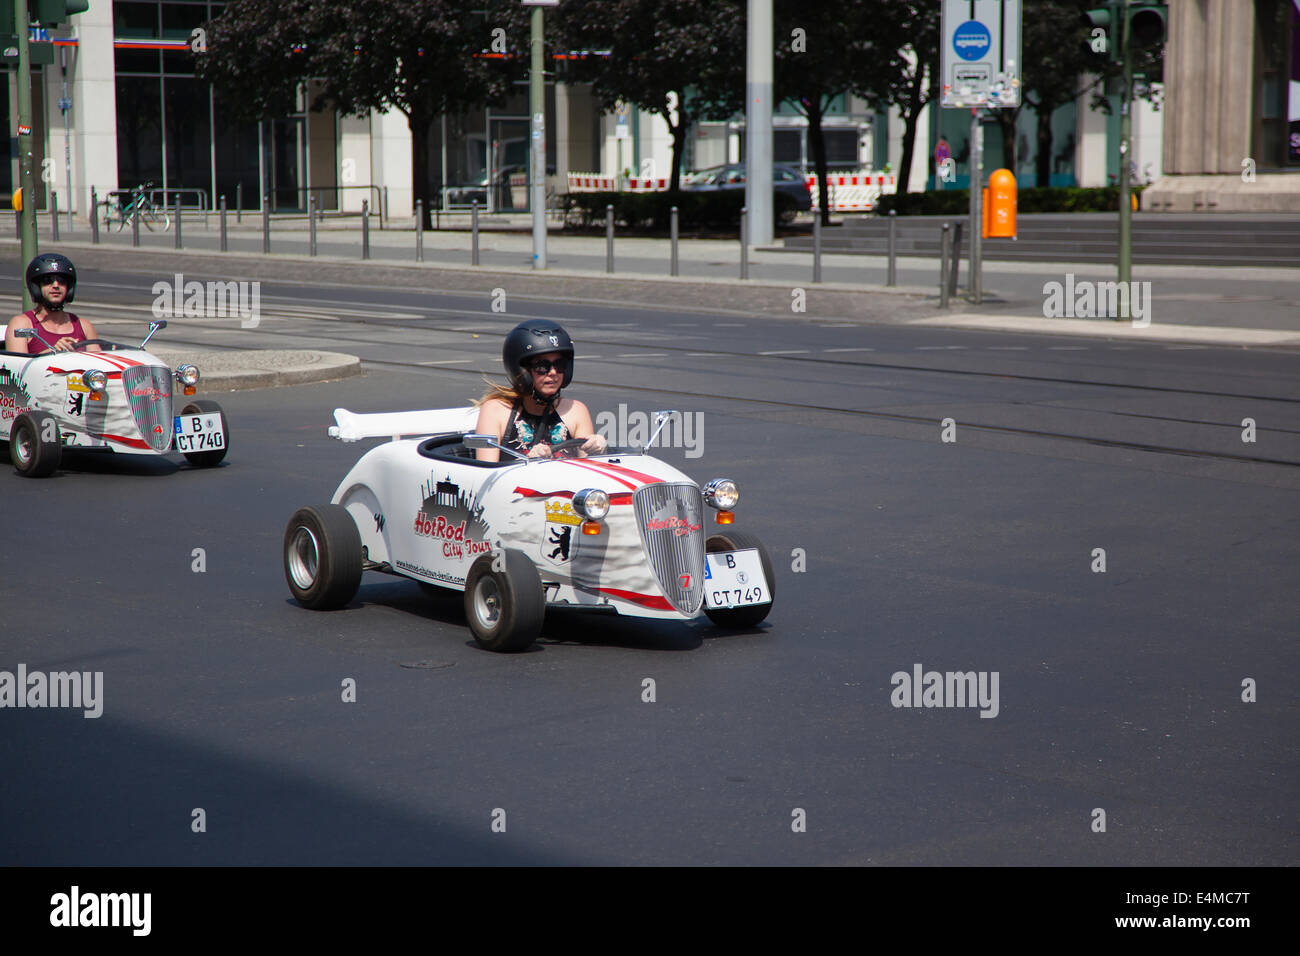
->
[37,275,68,286]
[527,358,568,373]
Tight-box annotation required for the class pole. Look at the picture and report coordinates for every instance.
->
[950,221,962,297]
[308,195,317,256]
[51,192,59,240]
[174,195,182,249]
[745,0,774,246]
[740,206,749,279]
[670,205,679,276]
[220,195,228,251]
[813,212,822,283]
[886,210,897,286]
[60,45,72,233]
[969,108,983,304]
[530,5,547,269]
[471,200,480,265]
[17,0,37,296]
[237,182,243,223]
[91,188,99,244]
[262,193,270,253]
[605,204,614,273]
[415,199,424,262]
[939,223,951,308]
[132,204,140,247]
[362,199,370,259]
[1118,0,1133,319]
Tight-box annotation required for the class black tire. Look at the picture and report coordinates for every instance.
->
[10,411,61,478]
[463,549,545,652]
[283,504,364,610]
[703,530,775,628]
[178,399,228,467]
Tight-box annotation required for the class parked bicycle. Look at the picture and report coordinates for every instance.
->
[104,182,171,232]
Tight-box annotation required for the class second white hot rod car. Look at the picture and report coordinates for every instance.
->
[283,407,774,652]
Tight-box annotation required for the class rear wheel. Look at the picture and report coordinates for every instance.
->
[178,400,228,468]
[10,411,61,478]
[463,549,545,652]
[284,505,363,610]
[703,530,775,628]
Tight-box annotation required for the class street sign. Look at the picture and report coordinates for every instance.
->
[615,101,630,140]
[941,0,1022,109]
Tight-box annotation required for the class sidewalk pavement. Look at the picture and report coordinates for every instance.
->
[3,218,1297,392]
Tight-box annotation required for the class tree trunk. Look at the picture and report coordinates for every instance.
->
[807,96,830,225]
[1035,101,1055,188]
[667,109,688,193]
[993,110,1016,176]
[896,65,926,194]
[408,109,433,227]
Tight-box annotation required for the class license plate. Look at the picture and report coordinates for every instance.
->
[703,549,768,608]
[173,413,225,452]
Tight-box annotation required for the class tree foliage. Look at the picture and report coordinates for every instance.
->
[552,0,745,192]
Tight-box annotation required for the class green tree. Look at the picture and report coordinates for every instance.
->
[552,0,745,192]
[864,1,940,195]
[198,0,529,214]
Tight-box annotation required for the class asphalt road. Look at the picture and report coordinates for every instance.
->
[2,269,1297,865]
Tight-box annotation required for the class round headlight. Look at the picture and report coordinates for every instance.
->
[83,369,107,392]
[572,488,610,521]
[175,364,200,387]
[703,478,739,510]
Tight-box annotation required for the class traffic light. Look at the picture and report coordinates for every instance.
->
[1083,2,1167,61]
[34,0,90,28]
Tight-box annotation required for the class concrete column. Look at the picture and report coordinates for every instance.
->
[70,1,119,212]
[338,114,372,213]
[555,80,570,192]
[371,107,413,219]
[1075,73,1109,187]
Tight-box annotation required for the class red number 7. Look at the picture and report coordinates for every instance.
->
[679,574,691,588]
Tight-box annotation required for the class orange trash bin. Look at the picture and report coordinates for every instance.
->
[983,168,1016,238]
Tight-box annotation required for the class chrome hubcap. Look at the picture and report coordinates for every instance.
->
[288,526,320,589]
[473,577,502,629]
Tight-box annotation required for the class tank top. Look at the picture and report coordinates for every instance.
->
[503,401,568,453]
[23,310,86,354]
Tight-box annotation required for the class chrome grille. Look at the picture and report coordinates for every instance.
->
[633,482,705,615]
[121,366,174,452]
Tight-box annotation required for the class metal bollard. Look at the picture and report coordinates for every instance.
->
[415,199,424,262]
[939,223,951,308]
[949,221,962,297]
[262,194,270,253]
[605,205,614,273]
[471,201,480,265]
[886,210,897,287]
[132,205,141,247]
[174,195,182,249]
[220,196,228,251]
[13,211,18,240]
[361,200,370,259]
[670,205,679,277]
[236,183,243,223]
[308,196,317,256]
[52,192,59,241]
[91,190,99,245]
[742,207,751,279]
[813,211,822,284]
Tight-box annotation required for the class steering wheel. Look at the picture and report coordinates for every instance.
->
[71,339,118,351]
[547,438,590,460]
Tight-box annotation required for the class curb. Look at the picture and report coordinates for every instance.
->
[906,314,1300,348]
[148,348,362,392]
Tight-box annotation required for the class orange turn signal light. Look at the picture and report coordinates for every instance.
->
[716,511,735,524]
[183,386,196,395]
[581,521,602,535]
[89,392,103,401]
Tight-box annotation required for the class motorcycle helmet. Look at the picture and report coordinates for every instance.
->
[502,320,575,400]
[26,253,77,309]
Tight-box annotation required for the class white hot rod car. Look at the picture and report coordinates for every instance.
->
[0,320,228,477]
[283,407,775,652]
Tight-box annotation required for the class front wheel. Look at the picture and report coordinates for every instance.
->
[142,206,170,231]
[463,549,545,652]
[178,400,228,467]
[703,530,775,628]
[284,505,363,610]
[10,411,62,478]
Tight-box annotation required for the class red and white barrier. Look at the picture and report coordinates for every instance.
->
[806,173,897,211]
[567,174,667,192]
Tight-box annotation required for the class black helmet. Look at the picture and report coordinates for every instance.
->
[26,253,77,309]
[502,320,575,398]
